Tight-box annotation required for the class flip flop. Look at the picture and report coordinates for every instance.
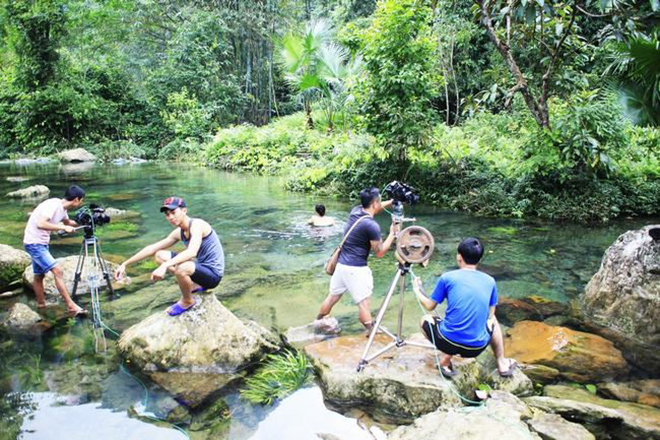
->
[498,359,518,378]
[70,308,89,317]
[441,362,458,378]
[167,298,197,316]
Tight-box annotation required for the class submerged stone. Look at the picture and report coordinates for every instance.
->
[504,320,629,383]
[6,185,49,199]
[22,255,119,304]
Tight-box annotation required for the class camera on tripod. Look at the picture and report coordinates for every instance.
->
[384,181,419,223]
[73,204,111,238]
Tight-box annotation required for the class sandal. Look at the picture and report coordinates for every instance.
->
[440,362,458,378]
[167,298,197,316]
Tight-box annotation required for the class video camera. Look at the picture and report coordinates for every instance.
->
[73,204,111,238]
[383,181,419,223]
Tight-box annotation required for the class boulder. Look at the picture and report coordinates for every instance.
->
[304,333,533,424]
[504,321,628,383]
[582,225,660,372]
[117,293,279,407]
[388,391,541,440]
[0,244,31,290]
[525,385,660,440]
[598,380,660,409]
[6,185,49,199]
[22,255,118,304]
[58,148,96,163]
[526,412,595,440]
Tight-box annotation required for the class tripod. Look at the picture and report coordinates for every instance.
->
[356,261,435,372]
[71,228,115,352]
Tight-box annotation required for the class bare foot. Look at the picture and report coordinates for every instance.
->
[36,303,47,309]
[67,303,88,316]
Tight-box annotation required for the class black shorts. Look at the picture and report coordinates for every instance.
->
[170,252,222,290]
[422,317,491,358]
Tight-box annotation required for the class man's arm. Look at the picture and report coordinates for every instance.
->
[36,215,74,233]
[62,218,78,227]
[115,230,179,278]
[371,221,398,258]
[412,277,437,311]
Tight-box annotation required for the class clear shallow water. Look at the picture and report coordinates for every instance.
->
[0,162,657,439]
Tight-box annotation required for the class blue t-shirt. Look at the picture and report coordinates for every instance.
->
[430,269,498,348]
[337,206,381,267]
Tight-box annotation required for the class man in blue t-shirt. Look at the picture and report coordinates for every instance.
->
[316,188,398,331]
[412,237,516,377]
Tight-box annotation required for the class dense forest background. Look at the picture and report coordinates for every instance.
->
[1,0,658,221]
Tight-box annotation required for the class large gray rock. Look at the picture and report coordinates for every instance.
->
[388,391,541,440]
[583,225,660,345]
[598,380,660,408]
[6,185,49,199]
[58,148,96,163]
[525,385,660,440]
[304,333,533,424]
[118,293,279,407]
[23,255,118,304]
[0,244,31,290]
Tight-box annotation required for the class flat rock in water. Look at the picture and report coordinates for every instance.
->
[388,391,540,440]
[598,380,660,408]
[0,244,31,291]
[118,293,279,407]
[504,320,628,383]
[6,185,49,199]
[6,176,30,183]
[527,412,595,440]
[4,303,42,329]
[58,148,96,163]
[304,333,532,423]
[525,385,660,440]
[22,255,118,303]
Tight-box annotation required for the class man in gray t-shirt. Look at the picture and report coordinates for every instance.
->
[316,188,397,332]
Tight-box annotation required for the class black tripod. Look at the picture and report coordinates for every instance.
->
[357,261,435,372]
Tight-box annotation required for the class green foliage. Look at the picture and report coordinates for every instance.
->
[240,350,311,405]
[357,0,440,160]
[161,87,214,140]
[585,384,598,394]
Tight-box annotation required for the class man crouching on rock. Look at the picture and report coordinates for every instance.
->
[114,197,225,316]
[412,237,516,378]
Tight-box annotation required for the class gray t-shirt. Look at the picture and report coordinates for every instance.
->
[337,206,382,267]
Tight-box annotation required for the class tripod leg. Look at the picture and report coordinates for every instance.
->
[357,268,402,372]
[397,271,406,340]
[94,239,116,298]
[71,241,87,299]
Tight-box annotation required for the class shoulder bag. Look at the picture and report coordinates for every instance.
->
[324,215,369,276]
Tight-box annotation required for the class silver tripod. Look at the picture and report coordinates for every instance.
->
[357,225,436,372]
[71,232,115,352]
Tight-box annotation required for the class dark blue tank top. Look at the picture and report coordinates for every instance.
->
[180,218,225,276]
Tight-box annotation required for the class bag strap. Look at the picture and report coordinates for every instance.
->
[336,214,370,251]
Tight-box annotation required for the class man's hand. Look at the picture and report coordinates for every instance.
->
[389,221,399,237]
[150,264,167,282]
[63,225,75,234]
[114,263,127,281]
[412,276,424,295]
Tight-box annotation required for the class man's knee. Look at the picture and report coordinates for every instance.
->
[174,262,195,277]
[51,266,63,278]
[154,250,170,264]
[420,314,435,327]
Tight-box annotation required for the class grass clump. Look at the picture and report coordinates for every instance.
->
[240,350,311,405]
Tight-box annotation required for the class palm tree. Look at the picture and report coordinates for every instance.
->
[276,20,362,130]
[607,31,660,126]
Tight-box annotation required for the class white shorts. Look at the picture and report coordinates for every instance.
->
[329,263,373,304]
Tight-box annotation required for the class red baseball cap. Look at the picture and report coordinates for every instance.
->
[160,196,187,212]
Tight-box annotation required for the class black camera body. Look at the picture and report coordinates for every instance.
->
[383,181,420,205]
[74,204,110,238]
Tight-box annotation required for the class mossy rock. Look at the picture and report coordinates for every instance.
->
[0,244,31,291]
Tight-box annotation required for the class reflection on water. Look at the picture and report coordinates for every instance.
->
[0,162,657,439]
